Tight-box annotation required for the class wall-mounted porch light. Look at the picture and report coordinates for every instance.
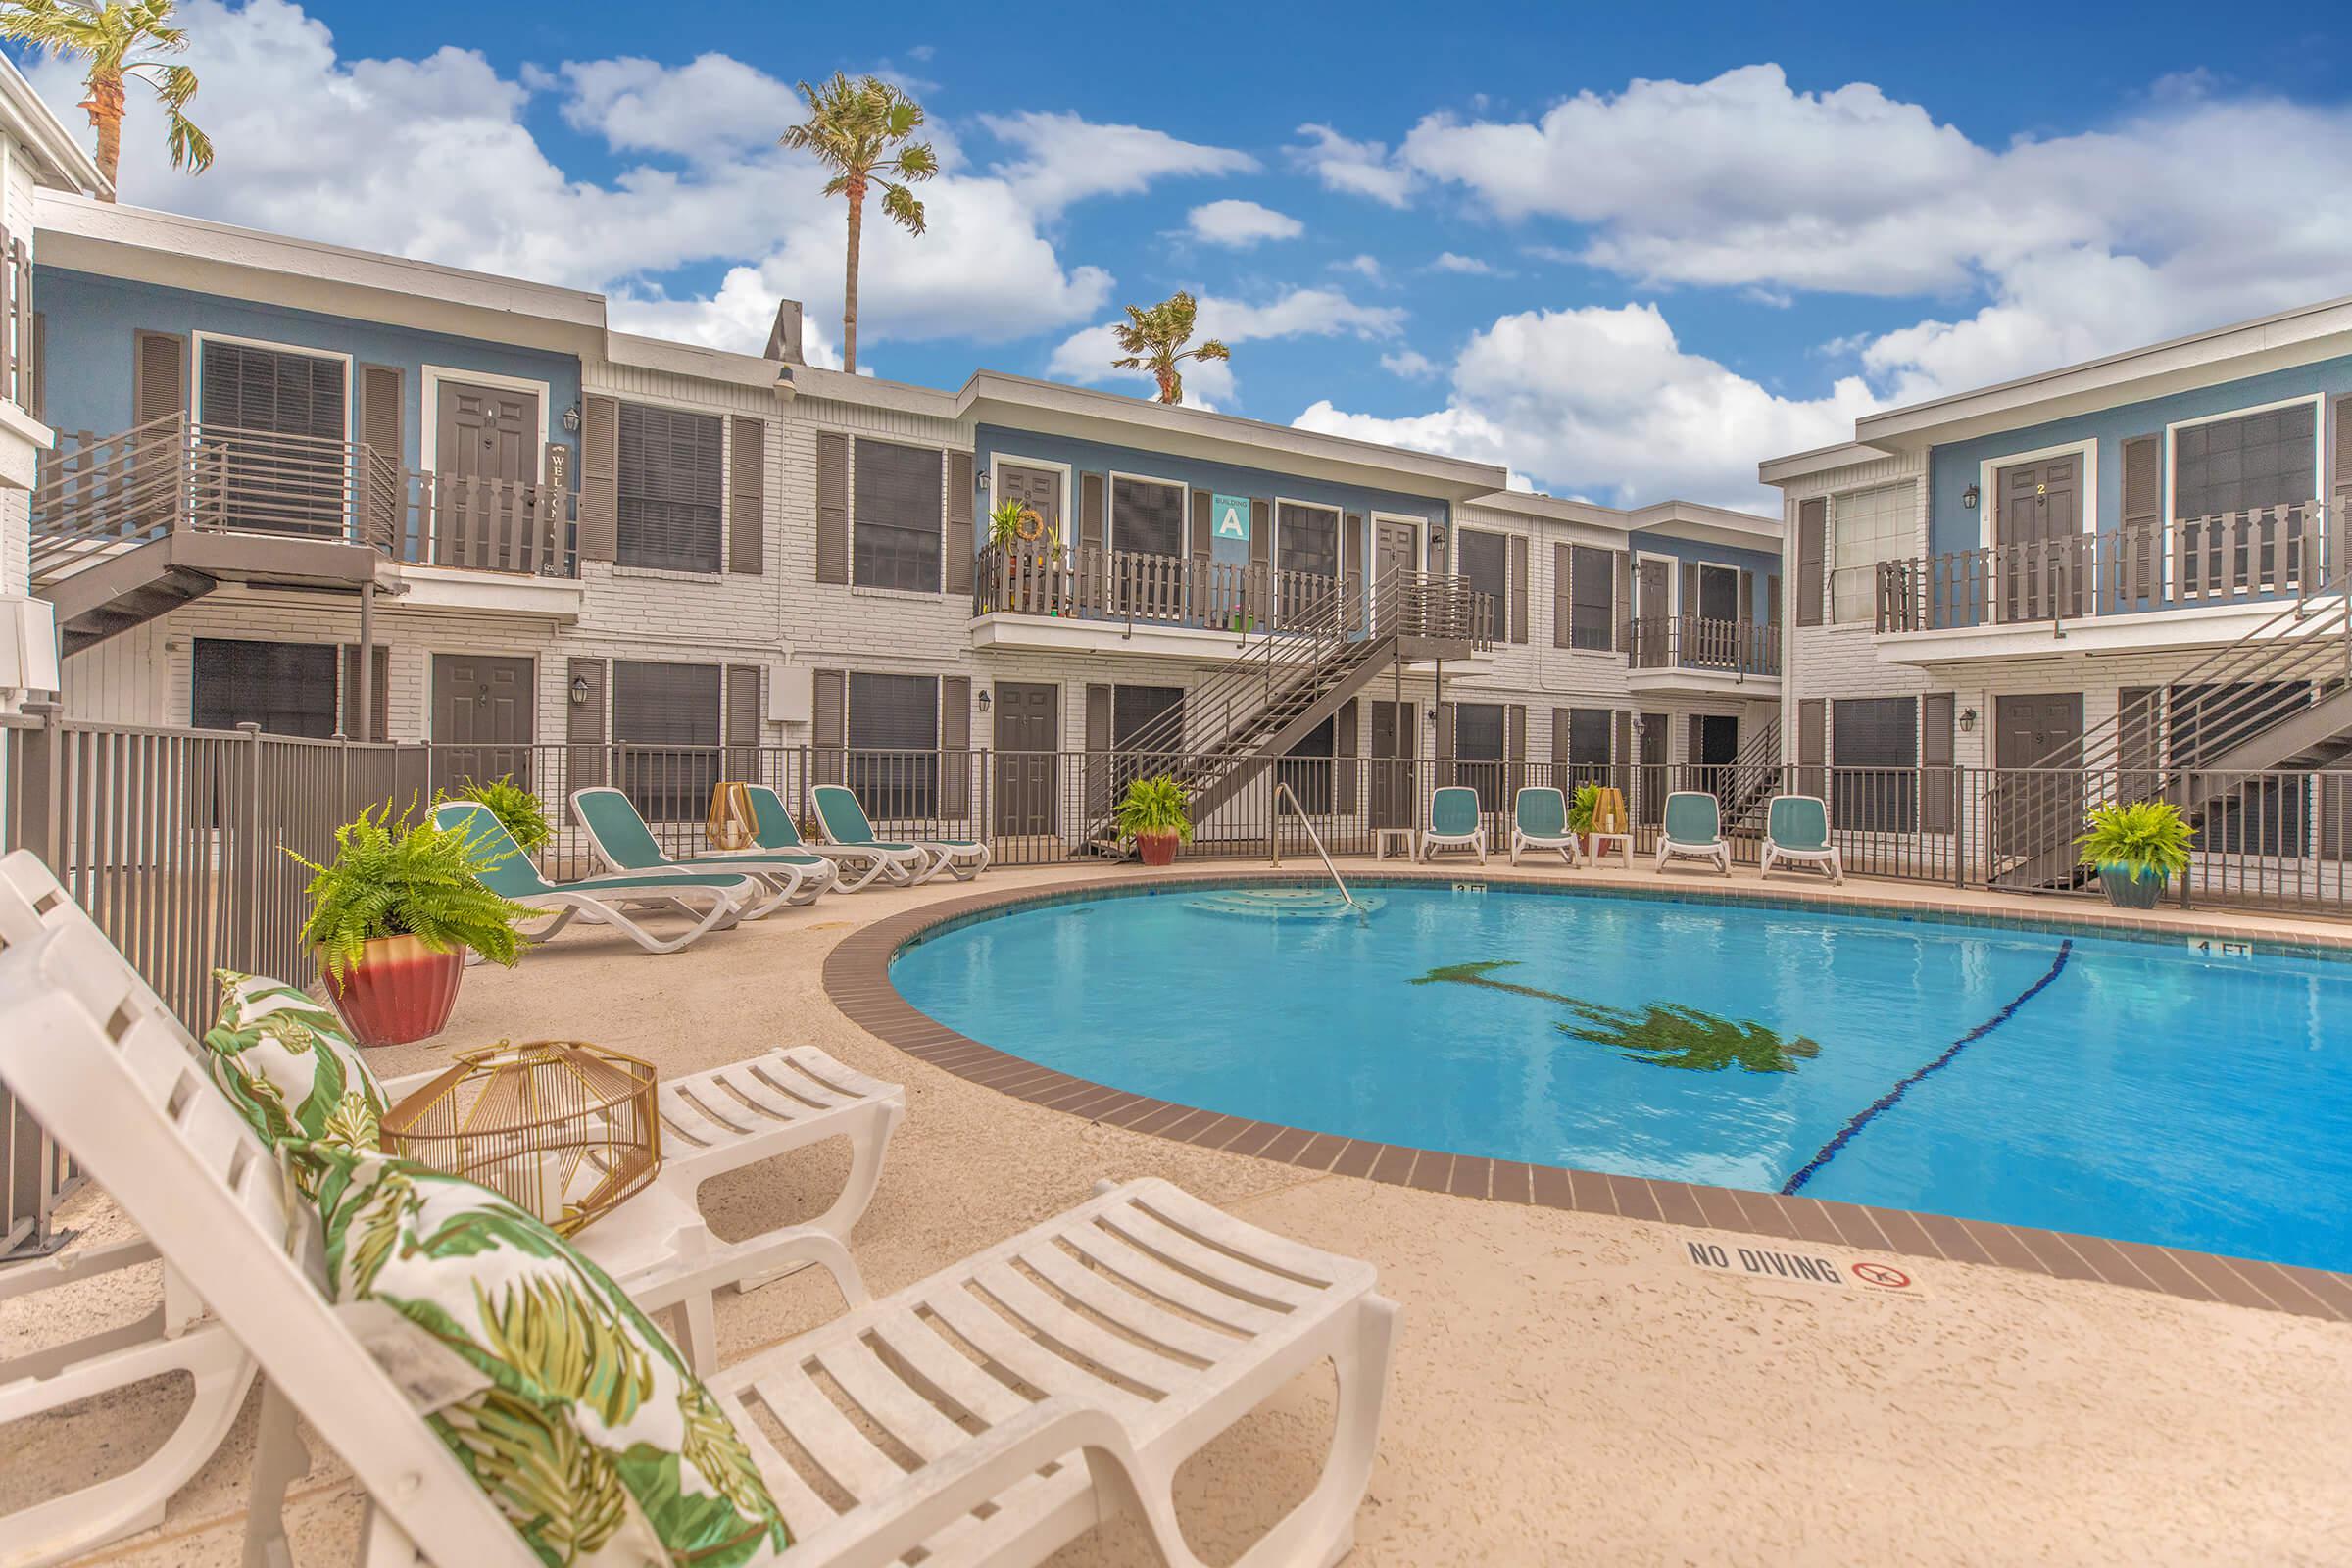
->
[1961,482,1981,511]
[562,403,582,434]
[1959,707,1978,733]
[569,674,591,706]
[977,689,993,712]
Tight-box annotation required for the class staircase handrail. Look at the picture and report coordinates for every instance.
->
[1109,568,1368,762]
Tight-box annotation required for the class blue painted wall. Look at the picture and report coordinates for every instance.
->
[973,423,1451,586]
[37,267,581,474]
[1926,354,2352,559]
[1623,529,1781,622]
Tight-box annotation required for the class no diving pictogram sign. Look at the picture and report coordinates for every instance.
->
[1851,1261,1914,1290]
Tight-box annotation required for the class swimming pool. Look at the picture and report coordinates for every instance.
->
[888,881,2352,1272]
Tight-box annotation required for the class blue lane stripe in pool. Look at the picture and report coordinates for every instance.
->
[1782,939,2076,1196]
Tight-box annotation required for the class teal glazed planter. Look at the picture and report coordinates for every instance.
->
[2097,864,2168,910]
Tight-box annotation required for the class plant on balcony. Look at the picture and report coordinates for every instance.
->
[1567,783,1602,835]
[0,0,214,196]
[288,802,533,1046]
[2076,800,2194,910]
[1114,774,1193,867]
[453,775,552,855]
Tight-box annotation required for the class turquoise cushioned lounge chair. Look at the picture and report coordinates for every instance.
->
[1655,790,1732,876]
[1509,786,1581,867]
[811,783,991,885]
[1417,785,1488,864]
[432,800,754,954]
[1761,794,1844,884]
[570,785,833,915]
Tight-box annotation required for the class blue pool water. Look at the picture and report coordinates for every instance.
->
[889,883,2352,1271]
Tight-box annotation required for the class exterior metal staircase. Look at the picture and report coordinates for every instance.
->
[1993,568,2352,891]
[1084,568,1488,855]
[1715,721,1784,836]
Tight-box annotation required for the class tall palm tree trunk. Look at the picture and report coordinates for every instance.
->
[842,178,864,373]
[82,68,124,199]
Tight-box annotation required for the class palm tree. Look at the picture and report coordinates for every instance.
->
[778,73,936,375]
[0,0,213,199]
[1111,291,1230,405]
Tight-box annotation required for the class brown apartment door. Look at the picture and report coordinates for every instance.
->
[432,654,536,794]
[1993,691,2084,867]
[1374,518,1416,625]
[992,682,1058,837]
[1639,710,1670,821]
[1635,557,1672,666]
[997,465,1063,551]
[1994,455,2082,621]
[1369,699,1417,829]
[436,381,542,570]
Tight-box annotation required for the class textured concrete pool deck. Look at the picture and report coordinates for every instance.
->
[10,858,2352,1565]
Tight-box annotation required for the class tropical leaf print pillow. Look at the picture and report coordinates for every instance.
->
[201,970,387,1154]
[303,1145,790,1567]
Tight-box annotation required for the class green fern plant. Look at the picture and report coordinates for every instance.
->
[1567,782,1601,835]
[1112,774,1193,842]
[288,802,535,979]
[2076,799,2195,883]
[455,775,551,854]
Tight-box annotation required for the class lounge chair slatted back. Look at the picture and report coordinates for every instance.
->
[811,783,880,845]
[746,784,805,849]
[1768,795,1829,852]
[572,786,672,869]
[1516,787,1566,838]
[1663,791,1722,845]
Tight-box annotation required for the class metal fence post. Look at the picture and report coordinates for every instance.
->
[236,721,264,973]
[15,699,63,871]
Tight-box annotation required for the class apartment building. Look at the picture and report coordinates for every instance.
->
[24,191,1783,849]
[1764,296,2352,883]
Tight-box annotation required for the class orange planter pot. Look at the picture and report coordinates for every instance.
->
[325,935,465,1048]
[1135,831,1182,867]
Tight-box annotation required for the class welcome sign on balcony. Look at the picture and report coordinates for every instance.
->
[1211,493,1250,541]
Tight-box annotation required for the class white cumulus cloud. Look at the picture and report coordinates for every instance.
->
[1184,198,1303,248]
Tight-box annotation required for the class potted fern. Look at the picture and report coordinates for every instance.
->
[458,775,551,855]
[290,803,534,1046]
[1568,782,1602,837]
[2077,800,2194,910]
[1114,774,1193,867]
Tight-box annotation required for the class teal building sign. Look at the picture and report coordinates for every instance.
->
[1210,493,1250,541]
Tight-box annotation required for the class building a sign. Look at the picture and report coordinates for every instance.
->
[1211,493,1250,541]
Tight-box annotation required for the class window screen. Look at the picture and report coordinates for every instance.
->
[1569,545,1613,651]
[854,440,943,591]
[199,342,347,534]
[2173,405,2318,521]
[1111,476,1185,558]
[1831,483,1912,624]
[192,639,337,737]
[617,403,723,572]
[1456,530,1506,623]
[1567,708,1612,787]
[1832,695,1916,832]
[612,661,721,820]
[848,671,941,819]
[1277,502,1339,579]
[1695,564,1740,622]
[1112,685,1185,753]
[1453,701,1506,812]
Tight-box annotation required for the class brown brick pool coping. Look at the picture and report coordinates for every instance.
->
[822,866,2352,1323]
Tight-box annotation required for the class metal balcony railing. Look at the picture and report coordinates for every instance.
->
[1624,614,1780,677]
[1876,501,2324,633]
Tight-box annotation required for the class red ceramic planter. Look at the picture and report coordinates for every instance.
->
[1135,831,1181,867]
[326,935,465,1048]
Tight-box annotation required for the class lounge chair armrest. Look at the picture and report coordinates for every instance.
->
[0,1233,161,1301]
[623,1226,871,1314]
[819,1396,1203,1568]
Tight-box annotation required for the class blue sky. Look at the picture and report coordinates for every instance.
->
[19,0,2350,510]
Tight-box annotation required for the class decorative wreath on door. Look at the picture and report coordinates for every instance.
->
[1013,506,1047,542]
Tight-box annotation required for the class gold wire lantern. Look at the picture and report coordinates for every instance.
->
[380,1040,662,1235]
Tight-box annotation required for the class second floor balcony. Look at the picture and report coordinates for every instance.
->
[1875,501,2325,646]
[1625,613,1781,689]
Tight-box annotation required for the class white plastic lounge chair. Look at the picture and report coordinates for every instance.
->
[710,782,914,892]
[0,922,1400,1568]
[1656,790,1733,876]
[1509,786,1581,867]
[432,800,754,954]
[570,785,836,914]
[1418,784,1488,863]
[0,848,905,1565]
[813,782,991,884]
[1760,794,1845,885]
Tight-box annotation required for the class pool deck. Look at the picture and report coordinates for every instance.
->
[10,857,2352,1565]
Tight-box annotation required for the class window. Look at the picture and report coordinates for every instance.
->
[848,671,940,819]
[854,439,943,591]
[1111,475,1185,558]
[1830,483,1913,624]
[1569,544,1613,651]
[612,661,720,821]
[1112,684,1185,798]
[1453,701,1506,813]
[1832,696,1916,832]
[617,402,723,572]
[198,341,347,534]
[192,639,338,737]
[1279,714,1336,815]
[1456,529,1506,628]
[1694,563,1740,622]
[1566,708,1612,788]
[1277,501,1340,579]
[2173,404,2318,521]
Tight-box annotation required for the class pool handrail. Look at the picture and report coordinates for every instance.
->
[1270,779,1356,908]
